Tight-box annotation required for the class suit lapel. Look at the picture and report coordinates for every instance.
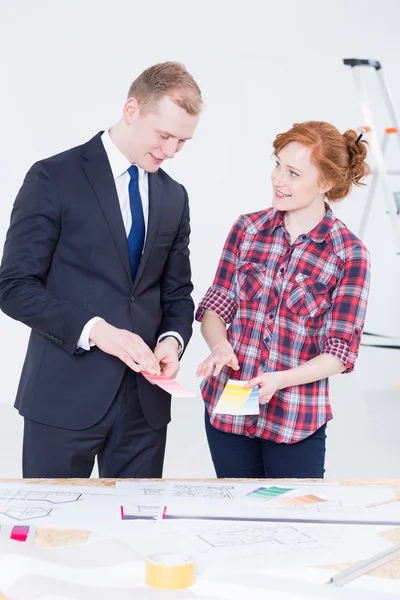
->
[132,171,163,292]
[82,133,164,290]
[82,134,132,282]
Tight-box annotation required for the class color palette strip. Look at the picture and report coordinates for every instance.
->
[246,486,293,502]
[141,372,197,397]
[213,380,259,415]
[272,494,327,508]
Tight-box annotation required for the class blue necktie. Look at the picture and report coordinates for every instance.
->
[127,165,145,280]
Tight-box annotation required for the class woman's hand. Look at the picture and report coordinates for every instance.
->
[196,340,240,378]
[244,371,284,404]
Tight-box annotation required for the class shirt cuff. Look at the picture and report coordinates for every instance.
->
[77,317,104,351]
[157,331,184,357]
[321,337,353,373]
[195,287,237,325]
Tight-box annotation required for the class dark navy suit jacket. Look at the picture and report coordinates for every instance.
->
[0,132,194,430]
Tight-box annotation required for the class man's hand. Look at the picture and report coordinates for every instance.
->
[154,337,180,379]
[244,371,284,404]
[196,340,240,378]
[89,320,160,375]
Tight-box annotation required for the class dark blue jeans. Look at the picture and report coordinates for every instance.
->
[205,410,326,478]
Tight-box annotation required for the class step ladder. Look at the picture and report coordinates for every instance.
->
[343,58,400,254]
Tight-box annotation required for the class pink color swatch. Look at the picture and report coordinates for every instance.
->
[141,372,197,397]
[10,526,29,542]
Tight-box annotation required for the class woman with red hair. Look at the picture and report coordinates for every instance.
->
[196,121,370,478]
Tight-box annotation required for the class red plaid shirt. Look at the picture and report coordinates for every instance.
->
[196,207,370,443]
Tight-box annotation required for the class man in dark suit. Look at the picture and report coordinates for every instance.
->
[0,62,201,478]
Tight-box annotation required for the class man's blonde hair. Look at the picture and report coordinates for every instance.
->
[128,61,202,116]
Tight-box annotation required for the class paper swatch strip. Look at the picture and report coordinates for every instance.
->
[141,372,197,397]
[213,379,259,415]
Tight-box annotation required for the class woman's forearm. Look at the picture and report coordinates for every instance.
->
[200,309,229,351]
[278,353,345,389]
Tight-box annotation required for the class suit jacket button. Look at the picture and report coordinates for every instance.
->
[130,296,135,303]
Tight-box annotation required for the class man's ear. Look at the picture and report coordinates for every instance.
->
[123,97,140,124]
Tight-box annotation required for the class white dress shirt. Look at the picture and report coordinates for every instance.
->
[77,130,184,354]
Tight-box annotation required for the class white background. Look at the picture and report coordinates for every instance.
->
[0,0,399,478]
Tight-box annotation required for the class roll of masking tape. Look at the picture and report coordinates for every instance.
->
[145,552,195,589]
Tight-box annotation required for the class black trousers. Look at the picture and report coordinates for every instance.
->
[23,369,167,478]
[205,410,326,478]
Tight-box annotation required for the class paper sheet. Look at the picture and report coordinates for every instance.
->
[110,518,393,575]
[116,481,166,521]
[0,483,123,531]
[0,539,143,592]
[258,567,400,597]
[5,578,150,600]
[0,537,142,567]
[0,517,397,599]
[4,569,397,600]
[161,483,400,526]
[116,480,251,522]
[195,574,399,599]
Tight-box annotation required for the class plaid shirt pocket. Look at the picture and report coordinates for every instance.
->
[287,278,333,318]
[237,262,266,301]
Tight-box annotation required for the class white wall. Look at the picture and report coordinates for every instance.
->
[1,0,400,476]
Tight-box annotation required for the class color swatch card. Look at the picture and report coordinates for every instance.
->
[245,486,293,503]
[271,494,327,508]
[141,372,197,397]
[212,379,259,415]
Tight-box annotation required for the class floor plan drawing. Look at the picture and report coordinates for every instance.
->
[196,525,315,548]
[172,484,235,499]
[0,505,53,521]
[0,483,124,530]
[121,504,159,520]
[140,488,164,497]
[0,490,82,504]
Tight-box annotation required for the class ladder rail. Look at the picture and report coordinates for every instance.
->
[376,69,400,157]
[344,58,400,253]
[359,134,389,240]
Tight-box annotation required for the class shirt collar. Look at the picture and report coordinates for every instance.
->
[101,129,147,183]
[309,205,336,242]
[271,204,336,243]
[271,209,285,233]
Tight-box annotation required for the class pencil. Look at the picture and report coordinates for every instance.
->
[365,495,400,509]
